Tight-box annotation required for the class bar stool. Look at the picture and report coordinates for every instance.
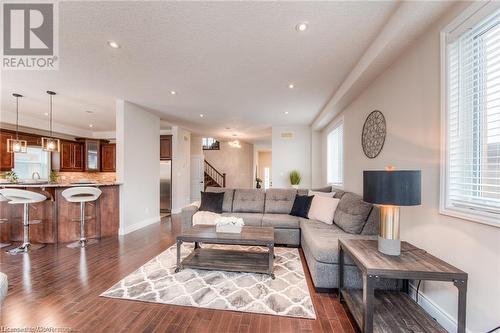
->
[62,187,102,248]
[0,189,47,254]
[0,194,11,249]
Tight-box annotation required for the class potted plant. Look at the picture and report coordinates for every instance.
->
[5,170,18,184]
[289,170,301,189]
[255,177,262,189]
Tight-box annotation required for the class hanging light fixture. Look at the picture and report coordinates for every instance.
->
[42,91,60,152]
[7,93,27,153]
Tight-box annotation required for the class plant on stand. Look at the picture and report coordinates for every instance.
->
[255,177,262,189]
[289,170,301,189]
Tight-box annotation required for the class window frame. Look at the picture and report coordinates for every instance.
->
[440,1,500,228]
[326,118,344,188]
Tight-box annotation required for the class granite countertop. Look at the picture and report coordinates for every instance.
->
[0,182,122,188]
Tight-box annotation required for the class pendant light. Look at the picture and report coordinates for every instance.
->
[7,93,27,153]
[42,90,60,152]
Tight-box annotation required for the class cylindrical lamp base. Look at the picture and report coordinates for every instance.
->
[378,205,401,256]
[378,235,401,256]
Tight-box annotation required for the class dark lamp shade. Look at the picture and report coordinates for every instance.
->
[363,170,421,206]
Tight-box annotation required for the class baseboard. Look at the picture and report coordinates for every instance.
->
[119,215,161,235]
[408,283,471,333]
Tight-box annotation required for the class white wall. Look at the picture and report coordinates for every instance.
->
[319,4,499,331]
[116,100,160,235]
[272,126,311,189]
[171,126,191,213]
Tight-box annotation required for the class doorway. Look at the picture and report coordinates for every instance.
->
[257,150,272,189]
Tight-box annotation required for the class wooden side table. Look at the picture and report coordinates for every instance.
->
[338,239,467,333]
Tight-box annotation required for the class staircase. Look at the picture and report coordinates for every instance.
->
[204,160,226,189]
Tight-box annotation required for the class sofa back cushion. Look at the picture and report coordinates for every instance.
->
[264,189,297,214]
[206,187,234,212]
[232,189,265,213]
[333,192,373,234]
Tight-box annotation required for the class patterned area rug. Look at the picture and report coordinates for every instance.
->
[101,243,316,319]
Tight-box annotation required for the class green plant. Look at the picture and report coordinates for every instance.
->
[49,171,58,183]
[289,170,301,185]
[5,170,18,183]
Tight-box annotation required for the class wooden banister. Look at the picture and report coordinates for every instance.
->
[204,160,226,188]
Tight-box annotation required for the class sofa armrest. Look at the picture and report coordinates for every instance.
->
[180,204,199,230]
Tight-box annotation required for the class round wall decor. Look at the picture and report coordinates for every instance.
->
[361,110,386,159]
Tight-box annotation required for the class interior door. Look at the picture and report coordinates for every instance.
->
[190,154,204,203]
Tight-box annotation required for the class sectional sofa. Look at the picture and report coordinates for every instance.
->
[181,186,398,291]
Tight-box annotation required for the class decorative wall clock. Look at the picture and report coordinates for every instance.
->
[361,110,386,159]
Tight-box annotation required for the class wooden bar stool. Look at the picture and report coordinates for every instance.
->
[0,189,47,254]
[62,187,102,248]
[0,194,11,249]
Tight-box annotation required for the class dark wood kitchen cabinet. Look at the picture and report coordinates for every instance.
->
[59,141,84,171]
[0,132,14,171]
[160,135,172,160]
[100,143,116,172]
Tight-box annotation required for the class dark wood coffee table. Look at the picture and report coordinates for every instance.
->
[338,239,467,333]
[175,225,275,279]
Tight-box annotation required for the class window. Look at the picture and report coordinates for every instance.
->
[442,5,500,226]
[327,121,343,186]
[14,147,50,180]
[202,137,220,150]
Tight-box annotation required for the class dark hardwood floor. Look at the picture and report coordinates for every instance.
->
[0,216,356,333]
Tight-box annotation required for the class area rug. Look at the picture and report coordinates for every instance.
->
[101,243,316,319]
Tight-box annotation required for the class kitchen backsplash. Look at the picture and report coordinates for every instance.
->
[55,172,116,183]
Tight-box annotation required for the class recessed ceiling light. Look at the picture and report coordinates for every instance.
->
[170,90,176,95]
[296,22,308,32]
[107,40,120,49]
[44,112,49,116]
[225,127,231,130]
[200,114,204,118]
[232,133,237,137]
[86,110,94,114]
[284,111,289,115]
[89,124,94,128]
[288,84,295,89]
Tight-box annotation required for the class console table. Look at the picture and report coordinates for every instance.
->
[338,239,467,333]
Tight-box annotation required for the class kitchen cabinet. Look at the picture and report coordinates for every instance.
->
[59,141,84,171]
[160,135,172,160]
[78,139,100,172]
[0,132,14,171]
[100,143,116,172]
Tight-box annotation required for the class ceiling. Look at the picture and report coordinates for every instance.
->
[0,1,447,141]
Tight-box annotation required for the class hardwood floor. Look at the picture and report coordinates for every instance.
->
[0,216,357,333]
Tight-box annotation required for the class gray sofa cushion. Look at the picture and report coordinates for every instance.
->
[361,205,380,235]
[206,187,234,212]
[300,218,376,265]
[334,192,373,234]
[262,213,299,229]
[298,186,333,196]
[221,212,263,226]
[232,189,265,213]
[264,189,297,214]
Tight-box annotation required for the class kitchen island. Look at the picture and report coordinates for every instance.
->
[0,183,120,245]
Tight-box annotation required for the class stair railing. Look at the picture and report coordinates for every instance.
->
[204,160,226,188]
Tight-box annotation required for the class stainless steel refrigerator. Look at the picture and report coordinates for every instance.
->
[160,161,171,214]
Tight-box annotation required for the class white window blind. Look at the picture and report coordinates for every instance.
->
[445,8,500,221]
[327,122,343,186]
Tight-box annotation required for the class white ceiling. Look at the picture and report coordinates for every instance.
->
[0,1,450,141]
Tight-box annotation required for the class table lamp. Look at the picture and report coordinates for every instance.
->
[363,169,421,256]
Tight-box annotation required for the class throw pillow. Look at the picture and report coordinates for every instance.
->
[308,196,341,224]
[290,195,314,218]
[199,191,224,213]
[334,192,372,234]
[308,190,336,198]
